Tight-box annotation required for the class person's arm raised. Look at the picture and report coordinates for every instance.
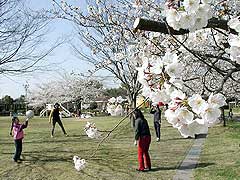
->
[49,109,53,124]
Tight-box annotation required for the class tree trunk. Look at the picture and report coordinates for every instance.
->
[221,107,226,127]
[127,92,137,128]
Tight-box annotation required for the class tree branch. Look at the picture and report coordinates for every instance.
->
[133,17,237,35]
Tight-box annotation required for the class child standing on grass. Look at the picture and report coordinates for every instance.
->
[10,116,28,163]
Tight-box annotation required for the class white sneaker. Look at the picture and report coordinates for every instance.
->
[156,138,160,142]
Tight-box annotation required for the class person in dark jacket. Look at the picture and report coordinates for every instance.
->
[150,105,161,141]
[134,108,151,171]
[49,103,68,137]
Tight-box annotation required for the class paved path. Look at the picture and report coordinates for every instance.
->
[234,115,240,121]
[173,137,206,180]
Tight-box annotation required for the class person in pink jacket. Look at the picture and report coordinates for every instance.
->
[10,116,28,163]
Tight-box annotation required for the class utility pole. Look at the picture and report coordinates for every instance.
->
[23,81,29,112]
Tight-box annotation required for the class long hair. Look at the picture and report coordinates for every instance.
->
[133,108,145,120]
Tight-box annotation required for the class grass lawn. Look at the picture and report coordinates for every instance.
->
[0,114,193,180]
[194,120,240,180]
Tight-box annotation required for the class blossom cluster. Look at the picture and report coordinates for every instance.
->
[132,0,164,21]
[85,122,99,139]
[165,92,226,137]
[227,17,240,64]
[165,0,212,32]
[137,50,184,105]
[137,51,226,137]
[107,96,125,116]
[73,156,86,171]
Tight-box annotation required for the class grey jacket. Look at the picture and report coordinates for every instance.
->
[150,107,161,122]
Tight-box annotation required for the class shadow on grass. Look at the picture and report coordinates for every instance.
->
[178,162,215,170]
[21,153,72,164]
[150,166,177,171]
[164,137,191,141]
[149,162,215,172]
[196,162,215,168]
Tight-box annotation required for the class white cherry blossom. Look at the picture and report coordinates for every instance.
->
[228,34,240,47]
[190,16,209,32]
[188,94,208,114]
[142,86,152,98]
[165,0,212,31]
[176,107,194,124]
[228,17,240,33]
[170,89,186,101]
[197,3,212,19]
[165,8,181,30]
[183,0,200,13]
[178,124,194,138]
[208,93,226,108]
[188,120,208,135]
[165,109,182,128]
[200,104,221,124]
[165,61,183,77]
[162,50,178,65]
[169,78,183,89]
[179,12,196,29]
[151,60,163,74]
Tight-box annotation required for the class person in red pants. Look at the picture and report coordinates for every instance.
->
[133,108,151,172]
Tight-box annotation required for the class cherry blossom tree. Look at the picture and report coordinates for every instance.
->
[132,0,240,133]
[133,0,240,99]
[49,0,238,134]
[45,1,240,170]
[50,0,144,109]
[28,73,103,107]
[50,0,240,104]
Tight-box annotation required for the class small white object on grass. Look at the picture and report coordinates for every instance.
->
[73,156,86,171]
[85,122,100,138]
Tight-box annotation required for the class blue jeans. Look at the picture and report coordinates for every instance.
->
[14,139,22,161]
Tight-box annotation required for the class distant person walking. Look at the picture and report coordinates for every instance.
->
[49,103,68,137]
[10,116,28,163]
[150,104,161,142]
[133,109,151,171]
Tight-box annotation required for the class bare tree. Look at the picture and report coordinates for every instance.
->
[0,0,60,76]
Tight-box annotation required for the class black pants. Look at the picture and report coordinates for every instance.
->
[154,121,161,139]
[52,119,67,136]
[14,139,22,161]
